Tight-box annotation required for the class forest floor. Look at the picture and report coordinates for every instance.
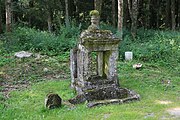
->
[0,52,180,120]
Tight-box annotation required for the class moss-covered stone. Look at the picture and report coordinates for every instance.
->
[80,30,114,40]
[69,10,140,107]
[89,10,100,17]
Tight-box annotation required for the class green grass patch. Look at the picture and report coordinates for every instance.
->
[0,61,179,120]
[0,26,180,120]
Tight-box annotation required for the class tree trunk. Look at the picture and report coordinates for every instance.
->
[5,0,12,32]
[47,11,52,32]
[146,0,150,28]
[0,2,3,33]
[128,0,138,38]
[28,0,34,27]
[118,0,123,36]
[73,0,79,24]
[123,0,128,28]
[171,0,175,30]
[94,0,103,16]
[156,0,160,28]
[112,0,116,27]
[150,0,158,28]
[65,0,70,27]
[165,0,171,28]
[178,0,180,28]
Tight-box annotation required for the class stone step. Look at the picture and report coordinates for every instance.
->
[83,86,129,101]
[86,75,116,86]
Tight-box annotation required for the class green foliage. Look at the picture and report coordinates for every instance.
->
[3,25,79,55]
[0,56,12,67]
[2,25,179,65]
[0,41,13,66]
[100,23,117,33]
[119,29,180,65]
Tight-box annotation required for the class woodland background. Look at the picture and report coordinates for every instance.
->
[0,0,180,34]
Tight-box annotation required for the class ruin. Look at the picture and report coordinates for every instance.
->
[69,10,140,107]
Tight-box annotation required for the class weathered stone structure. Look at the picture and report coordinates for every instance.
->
[69,11,140,107]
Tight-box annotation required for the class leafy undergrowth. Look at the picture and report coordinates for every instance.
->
[0,59,180,120]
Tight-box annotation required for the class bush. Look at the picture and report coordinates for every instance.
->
[2,25,179,66]
[3,25,80,55]
[119,29,180,64]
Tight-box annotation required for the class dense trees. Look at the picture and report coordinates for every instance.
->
[0,0,179,33]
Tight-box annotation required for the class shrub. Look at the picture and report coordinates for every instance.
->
[3,25,80,55]
[2,24,179,66]
[119,29,180,65]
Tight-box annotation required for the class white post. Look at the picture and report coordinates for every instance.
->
[125,51,133,61]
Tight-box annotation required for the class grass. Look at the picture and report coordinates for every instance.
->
[0,59,179,120]
[0,27,180,119]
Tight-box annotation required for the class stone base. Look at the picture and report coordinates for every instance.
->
[87,89,140,107]
[68,86,140,108]
[73,75,120,94]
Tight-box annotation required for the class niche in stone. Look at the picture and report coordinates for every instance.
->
[89,52,98,76]
[89,51,114,80]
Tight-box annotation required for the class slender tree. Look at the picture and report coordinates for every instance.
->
[65,0,70,27]
[156,0,160,28]
[171,0,175,30]
[28,0,34,27]
[112,0,116,27]
[73,0,79,23]
[178,0,180,28]
[165,0,171,28]
[0,0,3,33]
[128,0,138,38]
[146,0,151,28]
[5,0,12,32]
[118,0,123,37]
[47,10,52,32]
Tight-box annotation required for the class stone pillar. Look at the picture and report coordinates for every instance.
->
[97,52,103,77]
[103,51,110,78]
[75,50,84,94]
[77,50,83,82]
[77,44,92,89]
[70,48,77,88]
[107,50,119,84]
[83,51,91,81]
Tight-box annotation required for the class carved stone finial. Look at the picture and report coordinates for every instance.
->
[88,10,100,30]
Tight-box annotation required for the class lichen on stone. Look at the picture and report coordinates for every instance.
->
[88,24,99,31]
[80,29,114,40]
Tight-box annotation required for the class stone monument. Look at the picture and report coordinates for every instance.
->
[69,10,140,107]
